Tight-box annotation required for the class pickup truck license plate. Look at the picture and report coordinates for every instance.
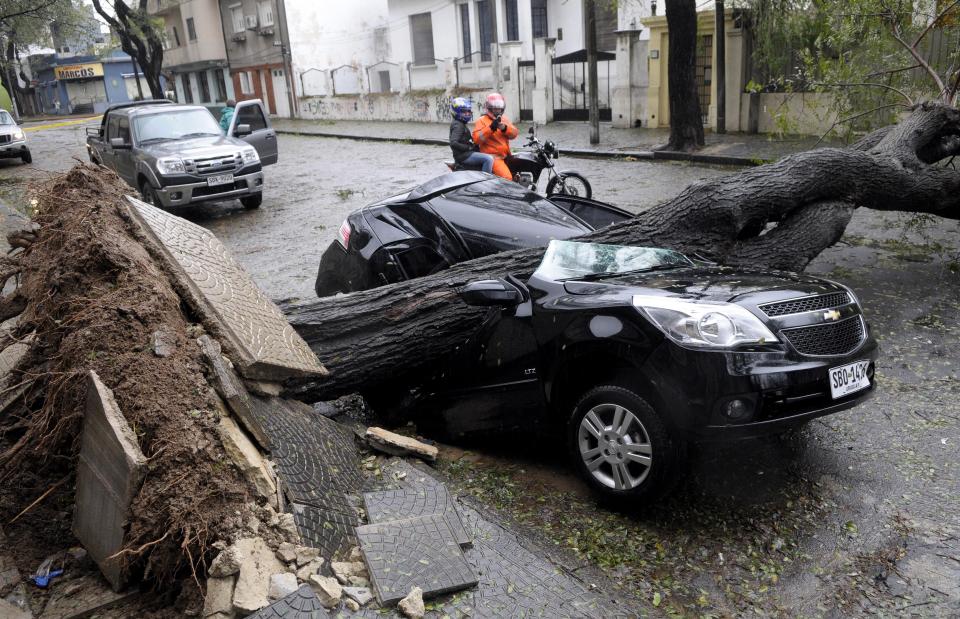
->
[829,360,870,399]
[207,173,234,187]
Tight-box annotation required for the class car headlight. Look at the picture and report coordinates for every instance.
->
[241,148,259,164]
[633,295,779,350]
[12,130,24,141]
[156,157,185,175]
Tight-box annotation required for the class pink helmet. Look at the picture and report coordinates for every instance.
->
[484,92,505,116]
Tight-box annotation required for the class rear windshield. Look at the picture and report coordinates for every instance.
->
[534,240,692,280]
[134,109,222,144]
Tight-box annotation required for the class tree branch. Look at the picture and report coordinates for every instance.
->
[912,0,960,48]
[0,0,59,25]
[890,25,947,95]
[814,82,914,106]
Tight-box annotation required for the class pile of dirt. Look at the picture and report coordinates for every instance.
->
[0,165,270,609]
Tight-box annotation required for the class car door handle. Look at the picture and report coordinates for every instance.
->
[266,133,275,140]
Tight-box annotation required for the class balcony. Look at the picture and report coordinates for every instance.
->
[150,0,183,14]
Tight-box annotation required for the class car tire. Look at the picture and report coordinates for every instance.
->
[240,194,263,209]
[138,180,160,206]
[547,173,592,199]
[568,385,681,502]
[21,151,32,164]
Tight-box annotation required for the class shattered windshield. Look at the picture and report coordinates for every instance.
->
[534,240,693,281]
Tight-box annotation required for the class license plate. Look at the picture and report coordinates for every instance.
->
[207,173,234,187]
[829,360,870,399]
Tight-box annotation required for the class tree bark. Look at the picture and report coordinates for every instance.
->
[90,0,165,99]
[281,102,960,403]
[661,0,705,151]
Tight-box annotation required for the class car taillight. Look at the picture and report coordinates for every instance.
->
[337,220,351,248]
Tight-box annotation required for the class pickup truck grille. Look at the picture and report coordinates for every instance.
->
[184,153,241,175]
[0,135,10,145]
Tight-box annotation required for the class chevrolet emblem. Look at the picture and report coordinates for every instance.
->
[823,309,842,321]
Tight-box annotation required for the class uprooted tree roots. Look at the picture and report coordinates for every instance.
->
[0,165,260,591]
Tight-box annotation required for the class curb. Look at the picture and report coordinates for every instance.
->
[275,128,763,167]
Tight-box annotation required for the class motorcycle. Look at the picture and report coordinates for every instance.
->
[446,125,592,198]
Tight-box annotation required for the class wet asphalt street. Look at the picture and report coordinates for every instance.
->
[3,118,958,616]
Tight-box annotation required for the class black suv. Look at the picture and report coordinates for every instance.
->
[404,241,878,500]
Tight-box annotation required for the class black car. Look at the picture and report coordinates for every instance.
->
[399,240,878,501]
[315,172,632,297]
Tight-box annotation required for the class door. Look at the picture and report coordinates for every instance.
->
[270,69,291,118]
[101,114,119,169]
[228,99,278,165]
[113,116,136,186]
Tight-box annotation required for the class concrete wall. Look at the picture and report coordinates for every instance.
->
[618,0,653,39]
[297,88,488,123]
[740,92,837,136]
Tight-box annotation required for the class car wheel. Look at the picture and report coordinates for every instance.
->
[547,173,592,199]
[139,180,159,206]
[240,194,263,209]
[21,151,32,164]
[568,385,680,502]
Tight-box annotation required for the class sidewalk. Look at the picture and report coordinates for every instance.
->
[273,118,843,166]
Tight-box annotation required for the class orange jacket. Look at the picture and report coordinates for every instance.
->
[472,113,519,158]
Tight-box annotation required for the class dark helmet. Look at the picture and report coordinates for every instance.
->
[450,97,473,122]
[543,140,557,157]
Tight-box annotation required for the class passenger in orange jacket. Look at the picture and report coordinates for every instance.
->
[472,92,519,180]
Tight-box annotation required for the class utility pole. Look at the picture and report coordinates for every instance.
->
[715,0,726,133]
[585,0,599,144]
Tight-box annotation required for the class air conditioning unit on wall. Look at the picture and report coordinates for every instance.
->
[244,15,258,30]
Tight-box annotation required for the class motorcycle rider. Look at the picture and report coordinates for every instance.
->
[473,92,519,180]
[448,97,493,174]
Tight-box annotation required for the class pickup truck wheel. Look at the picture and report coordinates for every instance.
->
[21,151,32,164]
[240,194,262,209]
[138,180,159,206]
[568,385,681,503]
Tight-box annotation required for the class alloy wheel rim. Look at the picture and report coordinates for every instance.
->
[578,403,652,490]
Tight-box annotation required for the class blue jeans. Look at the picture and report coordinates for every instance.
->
[461,151,494,174]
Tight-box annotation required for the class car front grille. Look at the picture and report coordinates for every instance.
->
[184,153,241,175]
[0,135,10,144]
[759,292,851,317]
[782,315,865,356]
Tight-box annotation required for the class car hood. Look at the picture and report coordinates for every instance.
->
[0,126,20,136]
[562,266,848,306]
[140,135,246,158]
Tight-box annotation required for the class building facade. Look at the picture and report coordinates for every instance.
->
[217,0,295,117]
[151,0,235,112]
[30,50,158,115]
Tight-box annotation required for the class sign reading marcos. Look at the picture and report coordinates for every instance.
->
[54,63,104,80]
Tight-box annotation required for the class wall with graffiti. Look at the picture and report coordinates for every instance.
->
[298,89,490,123]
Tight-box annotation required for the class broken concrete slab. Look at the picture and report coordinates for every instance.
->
[307,575,341,609]
[294,546,319,568]
[209,546,243,578]
[342,586,373,606]
[246,584,329,619]
[294,559,323,583]
[203,576,235,618]
[231,537,287,615]
[268,573,298,600]
[275,542,297,564]
[329,561,366,586]
[398,586,425,619]
[365,427,438,462]
[357,513,477,605]
[73,371,147,591]
[126,197,326,382]
[217,416,276,500]
[364,485,471,549]
[199,335,270,449]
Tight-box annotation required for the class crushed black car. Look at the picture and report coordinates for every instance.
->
[394,240,879,500]
[314,172,632,297]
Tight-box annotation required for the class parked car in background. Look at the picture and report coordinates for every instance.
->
[0,110,30,164]
[86,99,277,209]
[400,240,879,501]
[314,172,633,297]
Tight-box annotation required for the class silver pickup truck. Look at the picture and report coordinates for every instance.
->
[86,99,277,209]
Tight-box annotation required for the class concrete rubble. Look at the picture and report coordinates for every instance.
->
[268,572,298,600]
[308,574,342,609]
[398,586,425,619]
[364,427,438,462]
[231,537,287,614]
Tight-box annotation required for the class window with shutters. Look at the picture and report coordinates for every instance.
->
[230,5,244,33]
[476,0,496,62]
[459,4,471,60]
[186,17,197,41]
[258,0,274,27]
[198,71,211,102]
[181,74,193,103]
[505,0,519,41]
[410,13,435,66]
[215,70,227,101]
[531,0,547,38]
[239,71,254,95]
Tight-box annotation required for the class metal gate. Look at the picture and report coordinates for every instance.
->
[695,35,713,125]
[552,49,614,122]
[518,59,535,121]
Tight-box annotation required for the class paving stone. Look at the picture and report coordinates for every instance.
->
[127,197,326,381]
[357,513,477,606]
[363,485,471,549]
[342,586,373,606]
[246,584,329,619]
[73,371,146,592]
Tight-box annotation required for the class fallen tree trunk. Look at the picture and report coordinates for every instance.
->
[283,102,960,402]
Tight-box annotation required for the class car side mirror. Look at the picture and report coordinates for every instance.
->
[234,123,252,136]
[110,137,131,149]
[458,278,523,307]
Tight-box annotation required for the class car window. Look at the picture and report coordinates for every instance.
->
[107,116,120,141]
[236,104,267,132]
[535,240,693,281]
[117,117,131,144]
